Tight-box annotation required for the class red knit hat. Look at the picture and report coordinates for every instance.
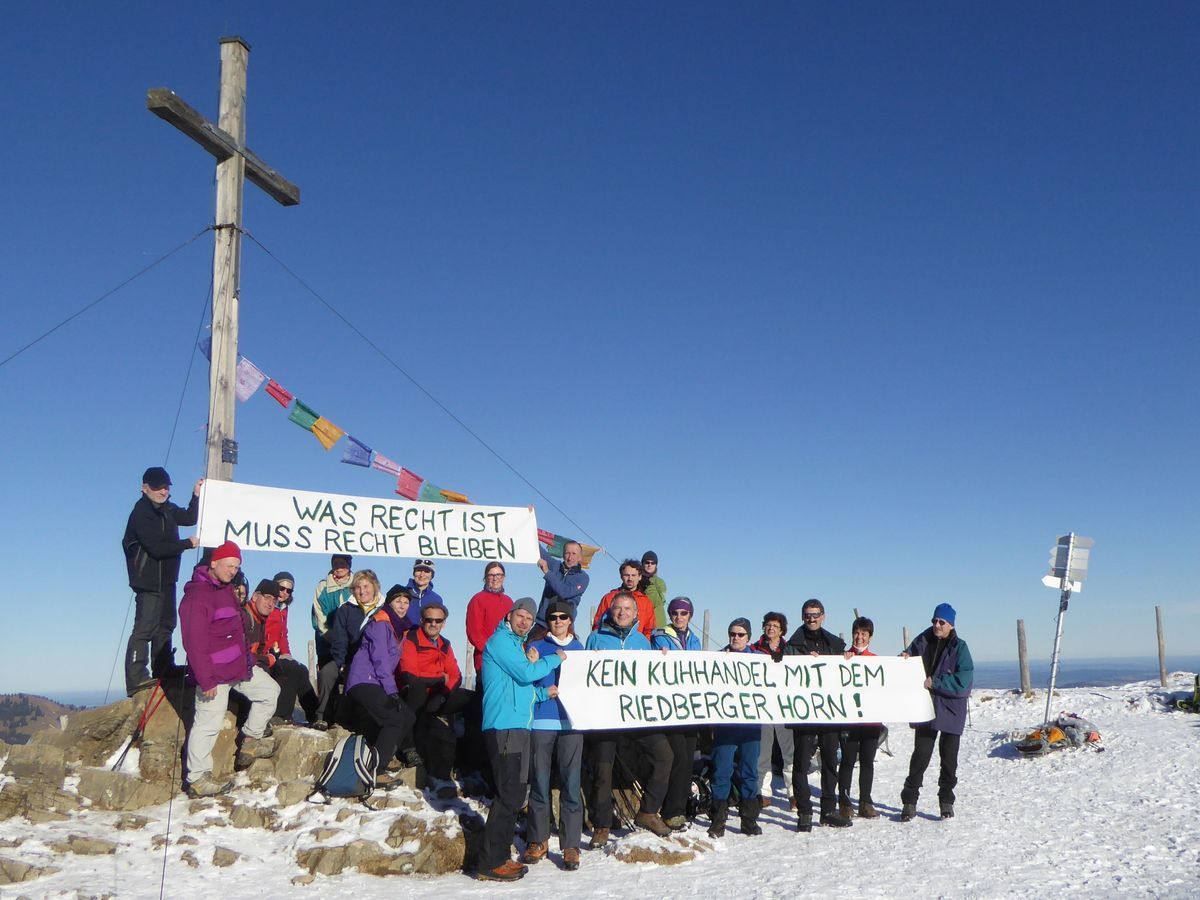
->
[210,540,242,563]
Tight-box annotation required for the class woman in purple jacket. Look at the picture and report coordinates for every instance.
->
[345,586,417,784]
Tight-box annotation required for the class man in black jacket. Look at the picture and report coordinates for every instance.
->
[121,466,202,696]
[784,598,852,831]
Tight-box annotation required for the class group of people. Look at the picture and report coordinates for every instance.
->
[121,466,975,881]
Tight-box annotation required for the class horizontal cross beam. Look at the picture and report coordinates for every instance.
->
[146,87,300,206]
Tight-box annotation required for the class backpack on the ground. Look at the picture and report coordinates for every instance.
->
[310,733,377,801]
[1175,675,1200,712]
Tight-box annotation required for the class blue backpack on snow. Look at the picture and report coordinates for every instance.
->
[310,733,377,801]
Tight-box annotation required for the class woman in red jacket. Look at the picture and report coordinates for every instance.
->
[837,616,883,818]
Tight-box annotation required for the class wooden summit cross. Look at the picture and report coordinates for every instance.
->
[147,36,300,482]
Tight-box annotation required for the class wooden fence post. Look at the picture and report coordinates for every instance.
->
[1017,619,1031,696]
[1156,606,1168,687]
[902,626,910,652]
[702,609,712,650]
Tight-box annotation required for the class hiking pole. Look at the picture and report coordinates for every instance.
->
[112,683,167,771]
[611,748,644,831]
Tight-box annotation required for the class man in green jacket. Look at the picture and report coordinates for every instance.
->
[640,550,668,630]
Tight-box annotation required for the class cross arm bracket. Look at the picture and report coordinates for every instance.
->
[146,88,300,206]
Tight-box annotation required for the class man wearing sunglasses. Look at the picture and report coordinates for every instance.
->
[899,603,974,822]
[398,601,471,787]
[784,598,851,831]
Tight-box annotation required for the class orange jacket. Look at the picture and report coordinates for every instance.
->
[592,588,656,639]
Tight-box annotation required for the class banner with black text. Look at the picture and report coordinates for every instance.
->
[557,651,935,729]
[197,480,540,562]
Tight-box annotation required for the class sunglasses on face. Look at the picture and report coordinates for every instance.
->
[933,618,950,626]
[802,612,822,620]
[547,613,571,622]
[728,631,748,638]
[423,617,445,625]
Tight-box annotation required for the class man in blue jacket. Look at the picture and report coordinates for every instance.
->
[900,603,974,821]
[534,541,589,627]
[477,597,565,882]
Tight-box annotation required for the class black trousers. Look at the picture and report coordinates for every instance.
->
[901,724,960,806]
[791,726,840,816]
[588,730,671,828]
[346,683,415,775]
[270,658,319,722]
[480,729,530,871]
[401,684,474,779]
[125,587,177,691]
[838,724,883,805]
[661,729,698,820]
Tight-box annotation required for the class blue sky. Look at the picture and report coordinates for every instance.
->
[2,2,1197,695]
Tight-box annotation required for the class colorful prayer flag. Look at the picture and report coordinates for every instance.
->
[288,400,319,431]
[265,380,293,408]
[342,436,373,467]
[439,489,470,504]
[311,416,345,451]
[371,452,402,477]
[396,468,423,500]
[540,530,568,559]
[419,481,446,503]
[579,544,602,569]
[234,357,266,402]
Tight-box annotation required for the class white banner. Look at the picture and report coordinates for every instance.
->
[557,651,935,729]
[197,480,541,563]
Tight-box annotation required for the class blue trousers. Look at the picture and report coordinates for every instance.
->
[529,729,583,850]
[710,727,761,802]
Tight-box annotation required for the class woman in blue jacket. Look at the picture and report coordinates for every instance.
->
[899,603,974,822]
[707,618,763,838]
[521,600,585,870]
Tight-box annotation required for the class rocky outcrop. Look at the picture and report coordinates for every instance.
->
[0,855,61,885]
[76,768,174,811]
[0,779,81,823]
[48,835,119,855]
[2,743,67,785]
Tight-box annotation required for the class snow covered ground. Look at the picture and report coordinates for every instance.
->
[4,673,1199,898]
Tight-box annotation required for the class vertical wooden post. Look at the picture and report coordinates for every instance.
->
[587,605,596,638]
[1017,619,1031,696]
[902,626,910,651]
[1156,606,1168,687]
[207,37,250,482]
[702,609,712,650]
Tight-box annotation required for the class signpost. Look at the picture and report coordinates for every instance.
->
[1041,533,1094,726]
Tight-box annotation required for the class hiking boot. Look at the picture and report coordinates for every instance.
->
[797,814,813,833]
[268,716,293,729]
[839,802,854,820]
[374,772,404,790]
[759,793,771,808]
[475,860,527,882]
[400,747,424,769]
[310,720,330,732]
[940,803,955,819]
[858,801,879,819]
[186,773,232,798]
[820,811,853,828]
[521,841,548,864]
[634,811,672,837]
[900,803,917,822]
[664,815,688,832]
[739,795,762,835]
[707,800,728,839]
[563,847,580,871]
[587,828,610,849]
[235,734,276,769]
[126,677,158,697]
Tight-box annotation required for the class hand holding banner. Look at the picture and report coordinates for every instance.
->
[556,651,934,729]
